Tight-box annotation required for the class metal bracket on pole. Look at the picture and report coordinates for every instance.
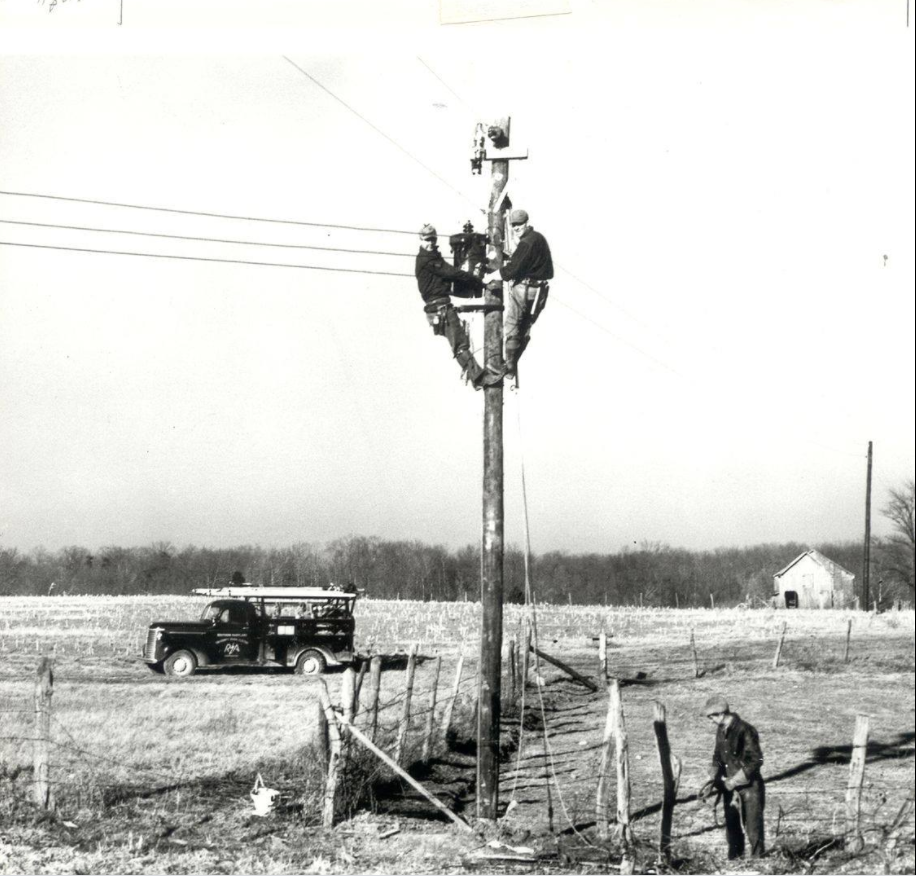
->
[455,303,504,313]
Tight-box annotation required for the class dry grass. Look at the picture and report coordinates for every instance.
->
[0,597,913,874]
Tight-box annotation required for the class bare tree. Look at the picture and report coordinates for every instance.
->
[879,479,915,595]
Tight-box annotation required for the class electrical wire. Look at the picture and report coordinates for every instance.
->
[282,57,484,216]
[0,240,414,277]
[0,188,418,236]
[0,218,415,257]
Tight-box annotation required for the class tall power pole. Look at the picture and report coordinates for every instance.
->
[472,117,526,819]
[863,440,873,610]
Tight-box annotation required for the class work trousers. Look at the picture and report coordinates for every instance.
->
[504,281,548,368]
[723,780,765,859]
[428,303,484,384]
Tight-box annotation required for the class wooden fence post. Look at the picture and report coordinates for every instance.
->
[33,658,53,810]
[610,679,633,847]
[598,631,608,687]
[595,681,614,839]
[507,639,517,704]
[421,655,441,764]
[367,656,382,743]
[341,667,357,727]
[316,698,329,771]
[317,679,342,828]
[521,623,531,689]
[772,621,787,669]
[653,701,677,862]
[354,657,369,706]
[395,643,418,765]
[845,714,869,853]
[441,652,464,749]
[690,628,700,679]
[843,618,853,663]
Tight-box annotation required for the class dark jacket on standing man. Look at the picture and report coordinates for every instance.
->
[498,227,554,284]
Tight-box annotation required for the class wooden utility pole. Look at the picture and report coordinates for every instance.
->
[863,440,873,610]
[478,122,507,820]
[475,116,526,820]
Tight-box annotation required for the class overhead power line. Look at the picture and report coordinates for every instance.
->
[282,57,483,216]
[0,189,419,237]
[0,240,414,277]
[0,218,414,258]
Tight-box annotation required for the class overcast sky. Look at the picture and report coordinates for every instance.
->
[1,2,913,556]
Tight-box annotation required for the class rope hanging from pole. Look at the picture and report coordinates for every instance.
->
[512,392,597,846]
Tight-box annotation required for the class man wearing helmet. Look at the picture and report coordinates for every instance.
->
[484,208,554,380]
[698,695,766,859]
[414,223,504,390]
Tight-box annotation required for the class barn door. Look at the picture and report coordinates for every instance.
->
[784,591,799,609]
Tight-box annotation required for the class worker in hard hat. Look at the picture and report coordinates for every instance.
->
[698,695,766,859]
[415,223,504,390]
[483,208,554,379]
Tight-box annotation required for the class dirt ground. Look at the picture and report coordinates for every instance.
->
[1,607,913,874]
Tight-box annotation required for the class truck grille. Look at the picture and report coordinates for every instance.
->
[144,628,159,662]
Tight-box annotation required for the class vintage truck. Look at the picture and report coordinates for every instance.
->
[142,586,358,677]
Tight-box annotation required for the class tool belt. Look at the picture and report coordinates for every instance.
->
[425,299,450,336]
[520,280,550,322]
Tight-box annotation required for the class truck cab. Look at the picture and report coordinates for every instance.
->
[143,587,358,677]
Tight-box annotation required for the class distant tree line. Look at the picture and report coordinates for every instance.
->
[1,533,911,607]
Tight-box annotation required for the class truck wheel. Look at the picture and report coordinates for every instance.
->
[163,650,198,678]
[295,650,326,676]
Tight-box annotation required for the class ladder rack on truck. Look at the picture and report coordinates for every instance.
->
[191,586,358,601]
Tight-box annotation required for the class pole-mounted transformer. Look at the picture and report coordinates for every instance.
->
[449,222,488,297]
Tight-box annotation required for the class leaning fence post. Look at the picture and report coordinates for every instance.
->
[610,679,633,847]
[367,656,382,743]
[441,652,464,749]
[33,657,53,810]
[690,628,700,678]
[317,679,342,828]
[595,681,615,839]
[394,643,418,765]
[843,618,853,663]
[772,621,788,669]
[845,714,870,853]
[653,701,677,862]
[421,654,441,764]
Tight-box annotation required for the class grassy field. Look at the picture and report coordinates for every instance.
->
[0,596,913,874]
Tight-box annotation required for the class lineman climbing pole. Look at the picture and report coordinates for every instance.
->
[472,117,527,819]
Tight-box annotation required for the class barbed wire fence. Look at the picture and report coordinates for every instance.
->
[1,619,913,869]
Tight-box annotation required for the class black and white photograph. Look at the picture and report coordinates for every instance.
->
[1,1,913,874]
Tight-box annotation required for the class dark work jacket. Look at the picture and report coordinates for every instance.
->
[415,247,482,312]
[500,227,554,283]
[711,714,764,784]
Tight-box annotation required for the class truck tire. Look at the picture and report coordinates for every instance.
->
[163,650,198,678]
[295,649,327,676]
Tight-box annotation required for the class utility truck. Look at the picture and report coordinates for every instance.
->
[142,586,358,678]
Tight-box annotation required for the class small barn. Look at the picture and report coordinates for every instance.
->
[773,549,856,609]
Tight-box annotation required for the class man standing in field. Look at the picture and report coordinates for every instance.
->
[698,695,766,859]
[414,223,504,390]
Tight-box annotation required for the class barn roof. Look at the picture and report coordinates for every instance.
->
[774,548,855,580]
